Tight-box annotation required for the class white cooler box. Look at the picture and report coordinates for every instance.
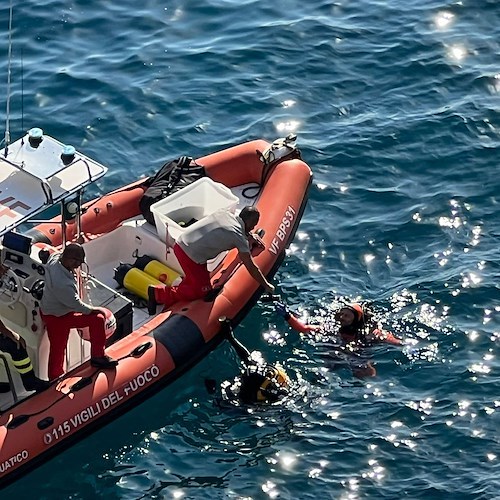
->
[151,177,239,243]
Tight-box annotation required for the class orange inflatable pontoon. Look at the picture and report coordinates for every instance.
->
[0,131,311,486]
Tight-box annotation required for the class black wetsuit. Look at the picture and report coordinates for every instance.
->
[223,322,288,403]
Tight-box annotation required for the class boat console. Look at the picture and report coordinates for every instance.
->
[0,234,51,393]
[0,232,47,335]
[0,131,110,391]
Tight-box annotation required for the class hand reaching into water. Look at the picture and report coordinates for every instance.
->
[275,302,321,334]
[275,302,290,319]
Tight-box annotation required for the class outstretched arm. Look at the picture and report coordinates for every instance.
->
[238,251,275,294]
[275,302,321,334]
[369,328,403,345]
[221,319,252,366]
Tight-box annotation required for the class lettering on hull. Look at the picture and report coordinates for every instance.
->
[269,205,296,255]
[0,450,29,474]
[43,365,160,446]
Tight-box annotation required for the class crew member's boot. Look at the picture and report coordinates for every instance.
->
[19,368,51,392]
[147,285,159,315]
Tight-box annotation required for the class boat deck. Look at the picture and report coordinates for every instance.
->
[0,183,259,411]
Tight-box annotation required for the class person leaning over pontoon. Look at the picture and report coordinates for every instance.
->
[0,264,50,393]
[39,243,118,380]
[148,206,275,313]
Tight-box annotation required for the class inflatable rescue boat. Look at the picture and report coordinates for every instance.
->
[0,129,311,486]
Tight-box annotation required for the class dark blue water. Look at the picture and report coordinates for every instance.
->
[2,0,499,498]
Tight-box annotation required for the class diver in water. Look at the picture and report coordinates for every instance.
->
[219,319,289,404]
[274,301,402,378]
[275,301,402,345]
[332,303,402,346]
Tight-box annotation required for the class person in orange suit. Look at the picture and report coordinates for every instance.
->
[275,301,402,378]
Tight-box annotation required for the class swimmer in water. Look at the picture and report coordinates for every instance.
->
[274,301,402,378]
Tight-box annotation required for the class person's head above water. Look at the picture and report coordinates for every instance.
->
[221,318,289,404]
[335,303,366,329]
[238,363,289,404]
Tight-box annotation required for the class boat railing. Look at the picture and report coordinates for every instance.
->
[0,133,108,237]
[1,153,98,207]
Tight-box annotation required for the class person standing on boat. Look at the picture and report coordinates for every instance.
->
[148,206,275,313]
[0,264,51,392]
[39,243,118,380]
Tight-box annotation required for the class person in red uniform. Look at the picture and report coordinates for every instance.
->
[332,303,402,346]
[39,243,118,380]
[275,301,402,378]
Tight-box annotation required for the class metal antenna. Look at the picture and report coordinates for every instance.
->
[21,48,24,141]
[4,0,14,157]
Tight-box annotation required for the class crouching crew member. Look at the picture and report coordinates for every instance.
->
[148,206,274,313]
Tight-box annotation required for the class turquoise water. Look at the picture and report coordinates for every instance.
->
[2,0,500,498]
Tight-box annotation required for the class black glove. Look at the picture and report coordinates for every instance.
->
[275,302,290,320]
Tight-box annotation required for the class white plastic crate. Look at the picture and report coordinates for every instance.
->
[151,177,239,243]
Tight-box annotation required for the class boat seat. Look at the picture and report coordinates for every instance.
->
[0,302,28,328]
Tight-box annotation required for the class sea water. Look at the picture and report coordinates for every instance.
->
[1,0,499,498]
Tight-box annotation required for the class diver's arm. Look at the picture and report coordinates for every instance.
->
[224,324,252,365]
[275,302,321,334]
[367,327,403,345]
